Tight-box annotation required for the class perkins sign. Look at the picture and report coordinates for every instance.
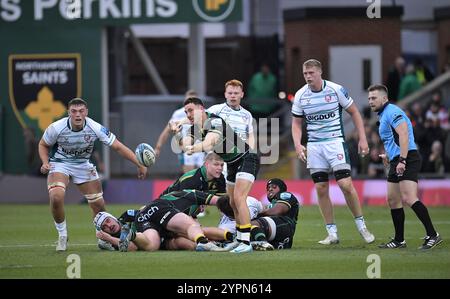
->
[0,0,242,24]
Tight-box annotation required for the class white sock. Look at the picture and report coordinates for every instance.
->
[55,220,67,237]
[236,230,242,242]
[325,223,338,236]
[354,216,367,231]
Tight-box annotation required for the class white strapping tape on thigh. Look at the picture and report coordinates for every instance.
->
[262,216,277,241]
[85,192,104,203]
[47,182,66,192]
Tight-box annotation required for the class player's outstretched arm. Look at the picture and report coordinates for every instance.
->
[155,123,171,157]
[185,132,220,155]
[111,139,147,179]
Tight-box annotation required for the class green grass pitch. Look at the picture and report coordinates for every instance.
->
[0,204,449,279]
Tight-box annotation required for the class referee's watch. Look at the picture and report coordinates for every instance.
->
[398,156,407,165]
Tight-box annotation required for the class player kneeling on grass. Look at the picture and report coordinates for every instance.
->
[94,190,227,252]
[216,178,300,250]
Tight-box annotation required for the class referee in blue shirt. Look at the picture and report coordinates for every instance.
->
[367,84,442,250]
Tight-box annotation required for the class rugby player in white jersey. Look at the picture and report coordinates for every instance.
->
[291,59,375,245]
[155,90,205,174]
[207,80,256,150]
[38,98,147,251]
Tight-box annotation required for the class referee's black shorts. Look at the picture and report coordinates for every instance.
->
[387,150,421,183]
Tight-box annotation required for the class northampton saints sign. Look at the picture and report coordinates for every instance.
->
[8,53,81,132]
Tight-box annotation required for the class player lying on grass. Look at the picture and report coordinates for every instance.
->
[94,190,228,252]
[216,178,299,250]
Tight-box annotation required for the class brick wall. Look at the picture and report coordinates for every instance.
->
[284,17,402,93]
[437,19,450,72]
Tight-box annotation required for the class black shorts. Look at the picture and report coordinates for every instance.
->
[226,152,260,183]
[134,200,179,237]
[254,216,296,249]
[388,150,421,183]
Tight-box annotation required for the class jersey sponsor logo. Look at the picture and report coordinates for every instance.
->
[306,112,335,121]
[138,206,159,222]
[160,211,172,224]
[8,53,81,133]
[340,87,349,99]
[101,126,111,137]
[210,118,223,128]
[60,145,93,156]
[280,192,292,200]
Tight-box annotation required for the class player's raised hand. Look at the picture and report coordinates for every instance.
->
[169,121,182,134]
[40,163,50,174]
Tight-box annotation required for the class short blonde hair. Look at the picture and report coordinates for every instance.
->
[303,59,322,70]
[225,79,243,90]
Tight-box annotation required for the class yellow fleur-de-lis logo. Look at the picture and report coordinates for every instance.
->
[25,86,66,131]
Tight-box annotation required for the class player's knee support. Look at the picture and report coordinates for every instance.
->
[311,172,329,183]
[85,192,104,203]
[334,169,351,181]
[47,182,66,193]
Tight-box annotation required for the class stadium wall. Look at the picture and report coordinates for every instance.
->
[1,175,449,206]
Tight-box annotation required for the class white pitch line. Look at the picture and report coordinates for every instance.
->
[0,243,97,248]
[0,265,33,269]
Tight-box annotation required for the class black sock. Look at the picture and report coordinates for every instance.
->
[411,201,437,237]
[224,231,234,241]
[195,235,208,244]
[250,226,267,241]
[391,208,405,242]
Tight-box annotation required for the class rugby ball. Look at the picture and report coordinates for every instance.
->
[135,143,156,167]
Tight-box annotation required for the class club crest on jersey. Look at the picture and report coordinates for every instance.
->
[337,154,344,160]
[8,53,81,133]
[84,134,91,142]
[325,95,332,102]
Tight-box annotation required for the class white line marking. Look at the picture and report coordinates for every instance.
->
[0,243,97,248]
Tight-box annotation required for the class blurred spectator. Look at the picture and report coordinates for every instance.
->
[409,102,425,127]
[23,127,41,176]
[247,63,278,119]
[445,132,450,172]
[398,64,422,100]
[367,146,385,178]
[425,92,449,130]
[346,129,361,176]
[414,58,434,85]
[442,63,450,74]
[385,56,405,102]
[423,140,445,174]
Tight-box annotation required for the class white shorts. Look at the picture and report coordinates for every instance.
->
[306,140,351,171]
[49,161,99,184]
[183,152,205,167]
